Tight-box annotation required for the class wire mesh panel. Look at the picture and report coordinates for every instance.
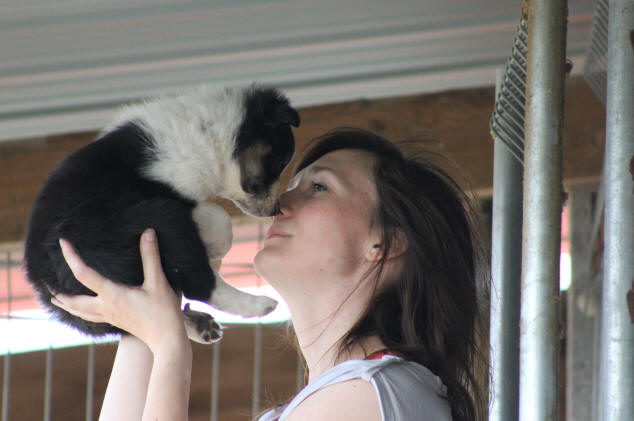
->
[583,0,609,104]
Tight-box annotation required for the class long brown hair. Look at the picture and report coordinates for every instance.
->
[295,128,489,421]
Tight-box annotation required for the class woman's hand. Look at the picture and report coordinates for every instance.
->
[51,228,188,354]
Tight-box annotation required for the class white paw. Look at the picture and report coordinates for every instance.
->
[209,276,279,318]
[241,295,278,317]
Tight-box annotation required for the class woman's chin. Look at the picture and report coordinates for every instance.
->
[253,248,277,279]
[253,249,295,289]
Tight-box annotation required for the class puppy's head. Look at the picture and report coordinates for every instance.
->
[231,86,299,217]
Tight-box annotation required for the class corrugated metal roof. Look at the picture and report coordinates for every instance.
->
[0,0,596,141]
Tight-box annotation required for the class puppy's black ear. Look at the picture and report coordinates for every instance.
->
[277,105,300,128]
[245,85,300,128]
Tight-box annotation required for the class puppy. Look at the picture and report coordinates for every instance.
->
[24,84,299,343]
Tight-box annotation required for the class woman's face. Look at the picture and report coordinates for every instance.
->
[253,148,379,301]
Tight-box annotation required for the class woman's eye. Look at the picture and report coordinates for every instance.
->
[311,182,327,192]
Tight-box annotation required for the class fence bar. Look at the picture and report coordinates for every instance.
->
[251,323,262,418]
[85,343,95,421]
[592,279,603,421]
[1,354,8,421]
[489,69,523,421]
[43,347,53,421]
[210,341,220,421]
[1,252,11,421]
[589,168,605,421]
[250,223,265,418]
[519,0,567,420]
[2,350,11,421]
[296,354,304,392]
[566,188,596,421]
[599,0,634,419]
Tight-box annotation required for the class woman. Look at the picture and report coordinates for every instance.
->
[52,128,488,421]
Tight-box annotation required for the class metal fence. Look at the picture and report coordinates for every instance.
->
[0,222,304,421]
[489,0,634,420]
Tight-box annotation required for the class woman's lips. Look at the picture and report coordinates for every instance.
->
[265,226,291,240]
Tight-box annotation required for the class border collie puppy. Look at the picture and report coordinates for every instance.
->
[24,84,299,343]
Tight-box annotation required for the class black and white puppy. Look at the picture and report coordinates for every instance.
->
[24,84,299,343]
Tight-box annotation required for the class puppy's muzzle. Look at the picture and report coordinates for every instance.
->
[269,202,281,217]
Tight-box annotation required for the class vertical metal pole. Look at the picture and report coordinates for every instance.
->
[0,354,8,421]
[566,189,596,421]
[589,169,605,421]
[519,1,567,420]
[85,343,95,421]
[210,341,220,421]
[599,1,634,419]
[252,323,262,418]
[592,281,603,421]
[1,252,11,421]
[489,69,523,421]
[43,346,53,421]
[252,222,264,418]
[296,354,304,392]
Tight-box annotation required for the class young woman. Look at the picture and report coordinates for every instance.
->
[51,128,488,421]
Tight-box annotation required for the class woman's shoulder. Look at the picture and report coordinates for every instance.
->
[363,355,448,396]
[283,378,381,421]
[261,356,451,421]
[366,356,452,420]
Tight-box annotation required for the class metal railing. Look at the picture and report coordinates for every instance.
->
[489,0,634,420]
[0,223,303,421]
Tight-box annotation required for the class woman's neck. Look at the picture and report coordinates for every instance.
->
[290,302,386,383]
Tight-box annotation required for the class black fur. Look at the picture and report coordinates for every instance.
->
[24,87,298,337]
[236,86,299,195]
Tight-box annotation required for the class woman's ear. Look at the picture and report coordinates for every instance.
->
[387,229,408,260]
[365,230,408,262]
[366,244,383,261]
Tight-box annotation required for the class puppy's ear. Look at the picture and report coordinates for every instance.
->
[275,105,300,128]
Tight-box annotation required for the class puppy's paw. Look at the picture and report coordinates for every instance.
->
[243,295,278,317]
[183,304,223,344]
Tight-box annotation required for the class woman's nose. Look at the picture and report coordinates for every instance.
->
[275,190,293,217]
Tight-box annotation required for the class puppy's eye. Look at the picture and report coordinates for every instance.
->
[273,158,287,172]
[311,182,327,192]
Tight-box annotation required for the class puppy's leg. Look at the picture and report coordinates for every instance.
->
[192,202,233,264]
[192,203,278,317]
[210,275,277,317]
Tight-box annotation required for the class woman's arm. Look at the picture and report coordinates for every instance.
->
[100,335,153,421]
[143,336,192,421]
[100,334,193,421]
[51,229,192,421]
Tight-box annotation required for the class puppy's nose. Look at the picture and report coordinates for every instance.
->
[269,202,281,217]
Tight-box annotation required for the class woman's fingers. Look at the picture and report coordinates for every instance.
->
[51,229,186,351]
[59,238,105,294]
[139,228,166,291]
[50,293,106,324]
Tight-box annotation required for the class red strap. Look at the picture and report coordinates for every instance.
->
[364,349,397,360]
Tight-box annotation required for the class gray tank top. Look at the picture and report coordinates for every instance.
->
[257,355,452,421]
